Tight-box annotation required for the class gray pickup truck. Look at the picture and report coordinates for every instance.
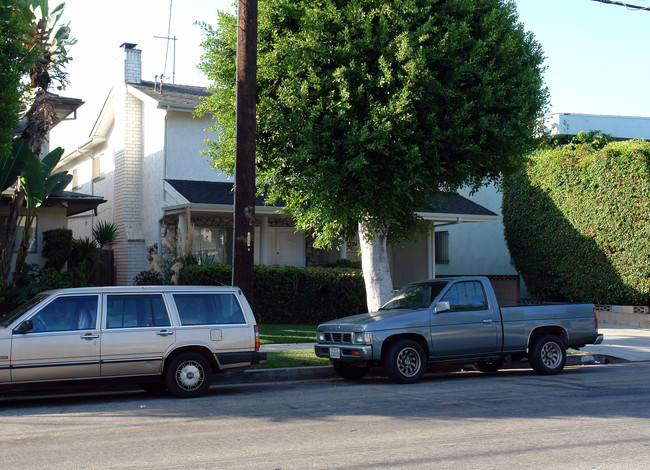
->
[315,277,603,383]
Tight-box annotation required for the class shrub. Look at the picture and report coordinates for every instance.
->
[179,264,367,323]
[503,138,650,306]
[133,270,164,286]
[42,229,73,270]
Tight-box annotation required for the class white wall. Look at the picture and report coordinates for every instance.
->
[165,111,225,182]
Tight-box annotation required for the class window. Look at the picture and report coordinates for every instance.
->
[191,226,232,264]
[435,231,449,264]
[72,168,79,189]
[0,216,37,253]
[28,295,98,333]
[106,294,171,328]
[92,155,103,180]
[441,281,488,311]
[382,281,448,310]
[173,294,245,325]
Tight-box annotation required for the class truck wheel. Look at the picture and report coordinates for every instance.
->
[529,335,566,375]
[332,361,369,380]
[384,339,426,384]
[165,352,213,398]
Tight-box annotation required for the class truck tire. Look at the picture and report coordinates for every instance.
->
[332,361,369,380]
[165,352,213,398]
[529,335,566,375]
[384,339,426,384]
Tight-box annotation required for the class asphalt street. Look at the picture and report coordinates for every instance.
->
[0,361,649,469]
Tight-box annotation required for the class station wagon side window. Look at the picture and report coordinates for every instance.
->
[173,294,246,326]
[106,294,170,328]
[440,281,488,312]
[27,295,98,333]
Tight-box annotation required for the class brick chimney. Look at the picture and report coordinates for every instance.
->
[120,42,141,84]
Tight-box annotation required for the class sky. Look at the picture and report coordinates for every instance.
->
[50,0,650,151]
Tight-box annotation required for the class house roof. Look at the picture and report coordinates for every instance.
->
[1,190,106,217]
[164,179,498,222]
[129,81,210,108]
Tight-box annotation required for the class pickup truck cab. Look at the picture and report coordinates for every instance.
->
[315,277,603,383]
[0,285,266,397]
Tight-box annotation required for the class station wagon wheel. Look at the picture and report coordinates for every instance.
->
[165,353,213,398]
[529,335,567,375]
[384,339,426,384]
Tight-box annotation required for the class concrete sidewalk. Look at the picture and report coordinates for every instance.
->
[215,323,650,385]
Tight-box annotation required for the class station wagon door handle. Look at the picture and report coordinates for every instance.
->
[80,333,99,340]
[156,330,174,336]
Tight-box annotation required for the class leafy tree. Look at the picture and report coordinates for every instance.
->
[198,0,548,309]
[0,0,75,286]
[0,0,31,166]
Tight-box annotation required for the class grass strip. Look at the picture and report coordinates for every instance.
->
[257,349,331,369]
[258,324,317,344]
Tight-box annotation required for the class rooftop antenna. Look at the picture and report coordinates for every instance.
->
[154,0,177,84]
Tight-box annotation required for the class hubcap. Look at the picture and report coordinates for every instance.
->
[396,347,421,377]
[176,360,204,390]
[541,342,562,368]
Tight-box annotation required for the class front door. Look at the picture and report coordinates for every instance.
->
[11,295,100,382]
[100,293,175,376]
[430,281,499,357]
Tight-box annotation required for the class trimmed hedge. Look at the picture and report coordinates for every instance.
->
[179,264,367,324]
[503,138,650,306]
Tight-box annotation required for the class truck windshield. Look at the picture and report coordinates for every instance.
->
[381,281,448,310]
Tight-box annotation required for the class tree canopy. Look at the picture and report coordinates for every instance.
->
[198,0,548,308]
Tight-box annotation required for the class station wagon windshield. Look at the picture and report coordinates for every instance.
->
[0,294,49,327]
[381,281,448,310]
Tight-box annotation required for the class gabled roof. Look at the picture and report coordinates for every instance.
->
[128,81,210,109]
[163,180,498,222]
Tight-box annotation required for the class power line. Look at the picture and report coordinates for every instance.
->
[590,0,650,11]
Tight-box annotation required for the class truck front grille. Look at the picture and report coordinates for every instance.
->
[324,332,352,343]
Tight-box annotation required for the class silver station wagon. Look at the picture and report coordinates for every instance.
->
[0,285,266,397]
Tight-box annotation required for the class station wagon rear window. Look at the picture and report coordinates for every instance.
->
[173,294,246,325]
[106,294,171,328]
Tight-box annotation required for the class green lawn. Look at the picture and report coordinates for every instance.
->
[257,349,331,369]
[258,324,317,344]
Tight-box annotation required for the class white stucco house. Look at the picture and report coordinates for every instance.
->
[443,112,650,298]
[54,43,504,288]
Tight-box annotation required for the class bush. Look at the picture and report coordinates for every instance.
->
[179,264,367,324]
[133,270,165,286]
[42,229,73,270]
[503,138,650,306]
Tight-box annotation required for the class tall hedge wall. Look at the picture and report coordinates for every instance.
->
[179,264,368,324]
[502,139,650,306]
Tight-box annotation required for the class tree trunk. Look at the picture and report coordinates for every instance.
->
[0,189,24,287]
[358,220,394,312]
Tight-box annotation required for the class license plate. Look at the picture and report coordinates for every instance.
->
[329,347,341,359]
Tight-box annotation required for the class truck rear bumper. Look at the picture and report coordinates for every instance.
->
[314,344,373,361]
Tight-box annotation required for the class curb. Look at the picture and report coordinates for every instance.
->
[212,354,631,385]
[213,366,338,385]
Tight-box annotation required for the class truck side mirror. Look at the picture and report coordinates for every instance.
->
[434,301,450,313]
[14,319,33,335]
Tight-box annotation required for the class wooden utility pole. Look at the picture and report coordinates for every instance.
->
[232,0,258,302]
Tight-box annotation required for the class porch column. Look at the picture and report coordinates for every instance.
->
[339,242,348,260]
[259,216,269,265]
[428,226,436,279]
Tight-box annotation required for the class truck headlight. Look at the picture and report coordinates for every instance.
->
[354,332,372,344]
[317,331,325,342]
